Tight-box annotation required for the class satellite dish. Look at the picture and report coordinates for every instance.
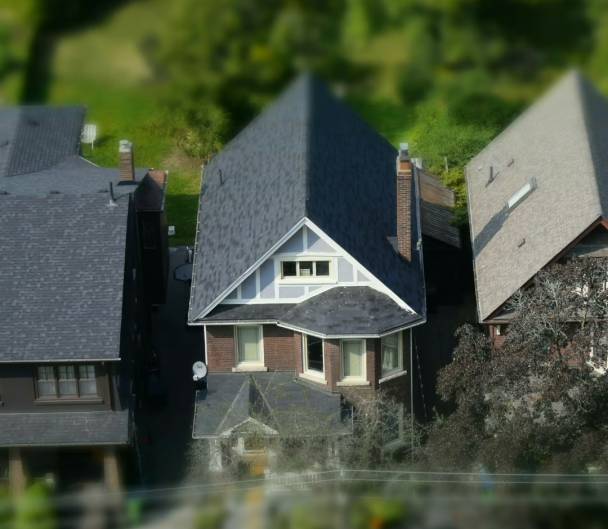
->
[192,361,208,382]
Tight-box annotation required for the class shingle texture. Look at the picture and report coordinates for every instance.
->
[0,410,129,447]
[466,71,608,321]
[0,106,84,177]
[193,372,350,438]
[419,170,460,248]
[189,74,424,322]
[279,286,418,336]
[0,193,129,361]
[202,287,417,336]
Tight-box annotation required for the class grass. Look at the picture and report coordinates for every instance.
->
[43,0,200,246]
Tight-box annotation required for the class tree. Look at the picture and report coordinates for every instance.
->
[425,258,608,472]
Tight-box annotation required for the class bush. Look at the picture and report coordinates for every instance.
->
[14,481,56,529]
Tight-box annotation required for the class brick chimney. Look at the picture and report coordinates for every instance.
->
[119,140,135,182]
[396,142,413,262]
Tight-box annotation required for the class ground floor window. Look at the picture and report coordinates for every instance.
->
[303,334,324,374]
[341,339,366,380]
[35,365,98,399]
[381,331,403,376]
[236,325,263,365]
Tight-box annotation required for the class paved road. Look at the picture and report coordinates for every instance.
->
[137,246,202,486]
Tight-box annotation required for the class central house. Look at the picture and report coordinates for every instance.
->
[188,74,428,471]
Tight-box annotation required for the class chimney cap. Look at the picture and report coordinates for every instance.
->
[399,142,410,161]
[119,139,133,153]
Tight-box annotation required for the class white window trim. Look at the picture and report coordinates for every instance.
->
[234,325,265,368]
[277,256,337,285]
[302,334,325,381]
[380,330,404,377]
[339,338,367,384]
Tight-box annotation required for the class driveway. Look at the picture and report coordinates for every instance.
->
[137,246,202,486]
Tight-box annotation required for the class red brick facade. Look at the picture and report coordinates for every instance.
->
[204,324,411,409]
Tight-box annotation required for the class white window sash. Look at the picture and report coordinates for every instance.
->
[341,339,366,381]
[235,326,264,365]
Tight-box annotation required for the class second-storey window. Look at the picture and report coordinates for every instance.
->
[35,365,98,399]
[236,326,263,364]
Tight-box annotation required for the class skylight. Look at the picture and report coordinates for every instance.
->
[507,181,534,210]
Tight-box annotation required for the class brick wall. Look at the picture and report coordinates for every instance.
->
[323,340,341,391]
[205,326,235,372]
[205,324,300,372]
[262,325,298,371]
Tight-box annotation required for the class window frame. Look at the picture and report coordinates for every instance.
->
[278,256,336,284]
[340,339,367,383]
[381,331,403,377]
[302,334,325,379]
[34,364,99,401]
[234,325,264,367]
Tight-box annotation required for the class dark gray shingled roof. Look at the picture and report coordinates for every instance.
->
[203,286,419,337]
[0,106,85,177]
[0,155,148,196]
[0,410,129,447]
[466,71,608,321]
[0,193,130,362]
[189,73,424,323]
[193,372,351,438]
[279,286,419,336]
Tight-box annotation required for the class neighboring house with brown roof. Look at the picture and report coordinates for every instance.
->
[466,71,608,353]
[0,107,168,492]
[188,74,460,473]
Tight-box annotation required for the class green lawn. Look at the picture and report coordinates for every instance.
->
[43,0,200,246]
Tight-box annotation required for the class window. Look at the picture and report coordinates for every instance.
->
[280,260,332,279]
[78,365,98,396]
[35,365,98,400]
[236,326,263,364]
[57,365,77,397]
[341,339,365,380]
[381,332,403,375]
[36,367,56,398]
[303,335,324,374]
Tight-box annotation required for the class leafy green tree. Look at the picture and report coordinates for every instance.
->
[425,258,608,472]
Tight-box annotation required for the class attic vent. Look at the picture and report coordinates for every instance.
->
[507,181,535,210]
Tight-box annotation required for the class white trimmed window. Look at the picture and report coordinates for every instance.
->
[341,339,366,381]
[280,259,333,281]
[381,331,403,376]
[303,334,324,376]
[236,326,264,365]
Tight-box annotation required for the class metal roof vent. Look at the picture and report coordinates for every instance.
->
[507,180,535,210]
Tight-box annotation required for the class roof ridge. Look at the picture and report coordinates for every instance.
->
[215,376,249,434]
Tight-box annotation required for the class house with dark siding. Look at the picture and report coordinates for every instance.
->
[466,71,608,359]
[188,74,459,472]
[0,107,168,492]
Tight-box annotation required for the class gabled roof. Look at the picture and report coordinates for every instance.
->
[0,193,130,362]
[0,106,85,177]
[466,71,608,321]
[188,74,424,323]
[193,372,350,438]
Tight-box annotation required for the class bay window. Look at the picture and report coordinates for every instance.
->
[381,331,403,376]
[341,339,366,381]
[303,334,324,375]
[236,326,263,365]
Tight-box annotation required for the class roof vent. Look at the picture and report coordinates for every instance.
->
[517,238,526,248]
[507,180,535,210]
